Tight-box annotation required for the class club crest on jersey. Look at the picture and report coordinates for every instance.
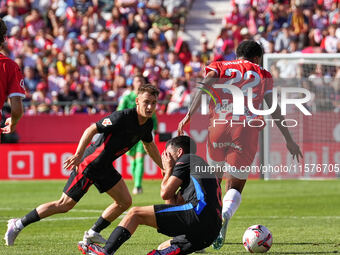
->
[20,79,25,90]
[102,118,112,126]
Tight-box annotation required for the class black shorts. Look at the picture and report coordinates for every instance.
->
[63,166,122,202]
[154,204,220,254]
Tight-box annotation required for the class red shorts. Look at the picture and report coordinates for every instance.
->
[207,121,260,170]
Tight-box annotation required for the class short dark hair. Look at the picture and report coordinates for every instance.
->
[137,84,159,97]
[0,18,7,46]
[236,40,264,59]
[166,136,197,154]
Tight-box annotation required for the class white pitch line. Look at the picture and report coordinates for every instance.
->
[0,209,128,223]
[43,217,99,222]
[41,216,129,222]
[234,216,340,219]
[0,217,98,223]
[0,215,338,224]
[0,208,106,213]
[1,207,339,221]
[0,214,127,223]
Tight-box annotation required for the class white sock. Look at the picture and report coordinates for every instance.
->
[222,188,242,220]
[15,219,24,230]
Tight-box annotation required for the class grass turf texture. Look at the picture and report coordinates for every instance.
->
[1,180,340,255]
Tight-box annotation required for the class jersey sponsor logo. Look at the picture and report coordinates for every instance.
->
[102,118,112,127]
[20,79,25,90]
[212,142,242,151]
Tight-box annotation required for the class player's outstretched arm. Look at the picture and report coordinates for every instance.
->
[264,93,303,162]
[64,123,98,170]
[177,70,216,135]
[1,96,23,134]
[143,140,163,170]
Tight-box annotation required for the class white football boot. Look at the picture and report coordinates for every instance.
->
[82,230,107,244]
[4,218,22,246]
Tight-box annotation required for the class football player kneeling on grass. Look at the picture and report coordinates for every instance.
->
[78,136,222,255]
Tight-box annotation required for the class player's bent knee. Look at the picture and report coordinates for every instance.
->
[118,195,132,211]
[129,206,140,215]
[124,207,137,221]
[127,207,143,223]
[125,195,133,209]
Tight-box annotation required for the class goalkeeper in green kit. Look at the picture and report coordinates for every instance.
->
[117,75,158,194]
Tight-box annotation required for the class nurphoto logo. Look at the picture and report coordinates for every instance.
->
[200,83,312,128]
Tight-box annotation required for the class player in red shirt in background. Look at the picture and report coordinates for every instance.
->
[178,40,303,250]
[0,18,25,136]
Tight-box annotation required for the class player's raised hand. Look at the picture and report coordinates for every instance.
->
[0,118,17,134]
[161,151,175,174]
[63,154,82,171]
[286,140,303,162]
[177,114,190,136]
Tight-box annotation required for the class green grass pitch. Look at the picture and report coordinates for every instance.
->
[1,179,340,255]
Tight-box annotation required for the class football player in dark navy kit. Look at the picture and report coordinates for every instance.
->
[78,136,222,255]
[4,84,163,246]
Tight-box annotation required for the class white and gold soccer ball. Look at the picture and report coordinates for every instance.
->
[242,225,273,253]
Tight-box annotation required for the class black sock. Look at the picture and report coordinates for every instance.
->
[104,226,131,254]
[91,216,111,233]
[21,209,40,227]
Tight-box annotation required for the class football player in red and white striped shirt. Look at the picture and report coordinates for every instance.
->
[178,40,302,250]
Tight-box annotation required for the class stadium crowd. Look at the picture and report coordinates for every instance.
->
[0,0,339,115]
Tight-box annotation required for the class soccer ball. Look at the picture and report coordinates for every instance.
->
[242,225,272,253]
